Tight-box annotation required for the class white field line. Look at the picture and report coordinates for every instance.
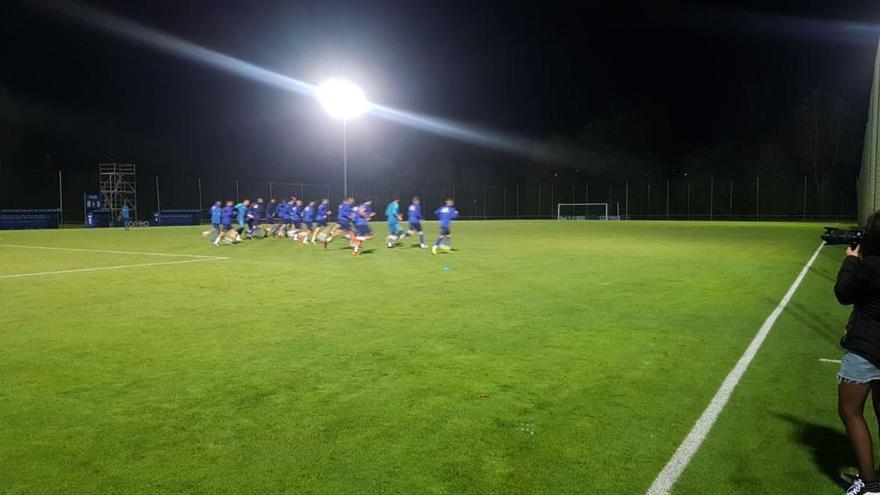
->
[646,241,825,495]
[0,243,226,260]
[819,358,842,364]
[0,257,226,280]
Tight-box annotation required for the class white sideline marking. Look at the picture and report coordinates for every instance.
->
[646,241,825,495]
[0,243,226,260]
[820,358,842,364]
[0,257,226,280]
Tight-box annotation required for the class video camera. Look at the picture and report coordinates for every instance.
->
[821,227,863,248]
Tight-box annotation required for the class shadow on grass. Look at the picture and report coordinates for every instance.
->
[808,265,836,284]
[774,412,850,486]
[785,301,844,347]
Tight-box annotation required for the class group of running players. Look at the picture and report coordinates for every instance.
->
[207,196,459,255]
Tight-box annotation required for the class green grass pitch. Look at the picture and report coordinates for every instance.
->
[0,220,860,493]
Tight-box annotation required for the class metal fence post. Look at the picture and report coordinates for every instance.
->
[709,177,714,221]
[756,176,760,221]
[197,176,203,221]
[537,186,541,219]
[729,181,733,217]
[58,170,63,225]
[686,183,691,219]
[235,179,240,202]
[585,182,590,203]
[803,175,807,221]
[516,184,520,219]
[483,185,486,220]
[665,179,670,220]
[156,176,162,213]
[625,181,629,219]
[503,186,507,219]
[647,183,651,219]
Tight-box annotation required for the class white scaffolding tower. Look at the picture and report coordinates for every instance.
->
[99,163,137,224]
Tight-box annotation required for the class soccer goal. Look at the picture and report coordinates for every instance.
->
[557,203,610,220]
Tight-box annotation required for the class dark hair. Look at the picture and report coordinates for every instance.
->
[862,211,880,256]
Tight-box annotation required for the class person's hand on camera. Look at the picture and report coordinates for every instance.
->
[846,244,861,258]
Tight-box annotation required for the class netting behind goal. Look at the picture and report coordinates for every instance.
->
[557,203,609,220]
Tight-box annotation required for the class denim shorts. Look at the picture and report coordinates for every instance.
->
[838,352,880,384]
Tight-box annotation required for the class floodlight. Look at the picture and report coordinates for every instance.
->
[317,78,368,120]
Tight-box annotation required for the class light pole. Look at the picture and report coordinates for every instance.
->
[317,78,368,198]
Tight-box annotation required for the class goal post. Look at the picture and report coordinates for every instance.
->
[556,203,611,220]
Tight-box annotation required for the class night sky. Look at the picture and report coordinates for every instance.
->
[0,0,878,187]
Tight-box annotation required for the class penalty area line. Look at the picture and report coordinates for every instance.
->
[645,241,825,495]
[0,257,227,280]
[0,243,227,260]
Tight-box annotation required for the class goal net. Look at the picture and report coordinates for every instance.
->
[557,203,610,220]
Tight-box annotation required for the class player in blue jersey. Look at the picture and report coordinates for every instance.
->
[310,198,331,244]
[384,198,407,248]
[272,198,293,239]
[288,199,310,241]
[205,200,222,241]
[263,198,278,237]
[405,196,427,248]
[324,197,355,248]
[233,199,250,237]
[214,200,239,246]
[121,203,131,230]
[290,199,303,230]
[301,200,317,244]
[246,198,265,238]
[432,199,459,255]
[265,198,277,228]
[352,200,375,256]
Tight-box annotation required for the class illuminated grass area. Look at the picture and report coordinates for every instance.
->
[0,221,853,493]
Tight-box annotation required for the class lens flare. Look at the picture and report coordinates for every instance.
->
[31,0,565,161]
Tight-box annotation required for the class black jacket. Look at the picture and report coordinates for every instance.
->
[836,255,880,367]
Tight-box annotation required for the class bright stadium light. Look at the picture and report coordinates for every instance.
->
[316,78,368,121]
[316,78,368,197]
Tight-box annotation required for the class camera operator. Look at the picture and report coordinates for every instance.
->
[836,212,880,495]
